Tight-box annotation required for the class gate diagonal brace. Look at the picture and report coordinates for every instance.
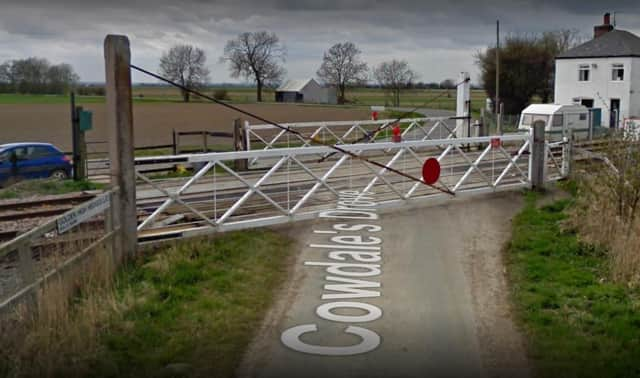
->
[452,144,493,192]
[493,141,530,186]
[215,158,290,224]
[136,169,218,231]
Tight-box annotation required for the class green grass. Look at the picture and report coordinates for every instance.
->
[0,88,488,111]
[91,230,293,377]
[507,191,640,378]
[0,179,105,199]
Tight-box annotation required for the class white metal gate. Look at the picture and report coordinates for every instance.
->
[134,131,569,242]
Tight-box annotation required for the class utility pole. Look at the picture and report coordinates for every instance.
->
[496,19,501,134]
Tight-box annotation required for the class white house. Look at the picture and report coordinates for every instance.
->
[275,78,337,104]
[554,13,640,128]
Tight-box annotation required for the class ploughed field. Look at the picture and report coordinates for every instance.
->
[0,101,369,152]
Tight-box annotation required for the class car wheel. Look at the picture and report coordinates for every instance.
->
[50,169,68,180]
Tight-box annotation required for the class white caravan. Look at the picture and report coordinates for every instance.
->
[518,104,590,139]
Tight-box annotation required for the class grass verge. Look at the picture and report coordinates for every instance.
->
[0,179,105,199]
[507,191,640,378]
[1,229,293,377]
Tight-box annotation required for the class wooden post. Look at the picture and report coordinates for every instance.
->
[563,129,573,178]
[76,106,87,180]
[531,121,546,191]
[70,93,81,180]
[202,130,207,152]
[104,35,137,261]
[172,129,177,155]
[17,244,35,287]
[233,118,248,171]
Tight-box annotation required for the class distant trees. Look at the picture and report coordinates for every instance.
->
[373,59,418,107]
[221,31,286,102]
[159,45,210,102]
[0,57,79,94]
[476,30,582,114]
[439,79,456,89]
[317,42,368,104]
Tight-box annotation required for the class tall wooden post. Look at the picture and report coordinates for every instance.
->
[531,121,546,191]
[233,118,248,171]
[104,35,137,261]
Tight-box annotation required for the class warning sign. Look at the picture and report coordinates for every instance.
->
[56,193,111,234]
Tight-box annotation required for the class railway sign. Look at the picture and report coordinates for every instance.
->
[56,193,111,234]
[422,158,441,185]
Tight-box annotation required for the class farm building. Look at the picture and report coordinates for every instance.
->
[554,13,640,128]
[275,78,337,104]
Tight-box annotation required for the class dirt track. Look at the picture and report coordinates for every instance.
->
[239,192,530,378]
[0,103,368,151]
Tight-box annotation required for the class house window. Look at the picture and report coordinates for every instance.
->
[578,64,590,81]
[612,63,624,81]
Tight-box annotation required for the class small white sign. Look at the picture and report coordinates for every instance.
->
[56,193,111,234]
[370,106,385,112]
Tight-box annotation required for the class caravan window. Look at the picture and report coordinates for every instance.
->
[552,115,563,127]
[522,114,549,127]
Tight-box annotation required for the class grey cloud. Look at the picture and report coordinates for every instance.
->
[0,0,638,83]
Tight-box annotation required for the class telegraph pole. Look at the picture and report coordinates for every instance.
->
[496,19,501,133]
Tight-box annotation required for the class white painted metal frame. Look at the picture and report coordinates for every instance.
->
[244,117,459,165]
[135,131,566,239]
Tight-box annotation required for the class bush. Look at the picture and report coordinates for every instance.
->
[570,132,640,285]
[212,89,230,101]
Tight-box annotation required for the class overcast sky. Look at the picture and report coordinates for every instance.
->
[1,0,639,85]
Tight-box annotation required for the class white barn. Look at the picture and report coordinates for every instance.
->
[555,14,640,128]
[275,79,337,104]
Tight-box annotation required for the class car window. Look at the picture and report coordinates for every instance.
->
[30,146,56,159]
[13,147,29,160]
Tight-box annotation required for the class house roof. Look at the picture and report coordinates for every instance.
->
[556,30,640,59]
[277,78,317,92]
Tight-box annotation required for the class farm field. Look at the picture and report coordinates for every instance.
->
[0,86,487,153]
[0,86,487,110]
[0,101,369,152]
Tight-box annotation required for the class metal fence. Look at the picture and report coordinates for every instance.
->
[0,190,119,310]
[134,131,569,243]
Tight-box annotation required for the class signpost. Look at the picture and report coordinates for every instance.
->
[56,193,111,234]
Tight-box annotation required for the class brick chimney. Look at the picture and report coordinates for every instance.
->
[594,13,614,38]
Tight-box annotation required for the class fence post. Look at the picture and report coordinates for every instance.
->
[563,129,573,178]
[172,129,177,155]
[234,118,248,171]
[531,121,546,191]
[104,35,137,261]
[17,243,35,288]
[202,131,207,152]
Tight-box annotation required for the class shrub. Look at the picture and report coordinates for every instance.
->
[212,89,230,101]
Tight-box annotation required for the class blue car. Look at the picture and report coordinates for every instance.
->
[0,143,73,186]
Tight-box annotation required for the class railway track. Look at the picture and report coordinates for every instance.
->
[0,192,95,242]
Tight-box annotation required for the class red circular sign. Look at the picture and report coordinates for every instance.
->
[392,124,401,136]
[422,158,441,185]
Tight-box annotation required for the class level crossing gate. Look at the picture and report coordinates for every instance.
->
[134,130,569,243]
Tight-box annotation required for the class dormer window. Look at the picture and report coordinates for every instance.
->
[578,64,590,81]
[612,63,624,81]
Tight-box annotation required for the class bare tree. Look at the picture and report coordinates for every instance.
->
[316,42,368,104]
[221,31,286,102]
[159,45,210,102]
[373,59,418,107]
